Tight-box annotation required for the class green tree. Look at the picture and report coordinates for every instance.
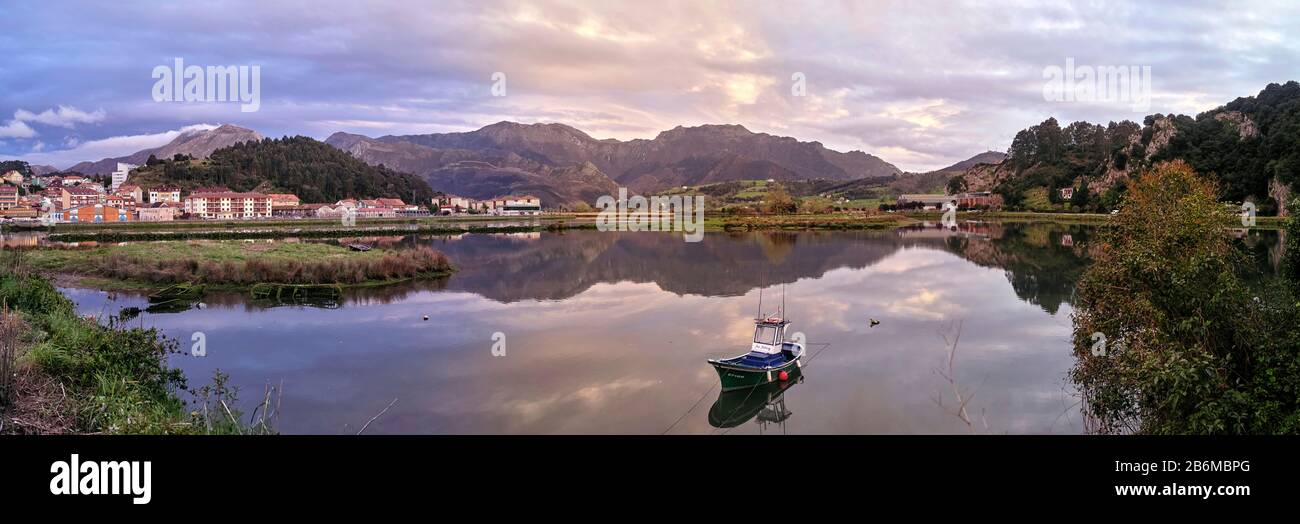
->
[1072,160,1300,434]
[763,183,798,214]
[1070,182,1090,209]
[946,175,966,195]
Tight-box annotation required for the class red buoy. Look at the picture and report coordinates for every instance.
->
[778,371,789,381]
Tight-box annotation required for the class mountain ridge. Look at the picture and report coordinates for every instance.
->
[66,124,263,175]
[326,121,902,205]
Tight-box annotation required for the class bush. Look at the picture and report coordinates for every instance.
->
[1071,160,1300,434]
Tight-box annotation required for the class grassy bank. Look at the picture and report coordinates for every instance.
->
[8,214,580,233]
[0,260,273,434]
[2,215,577,235]
[20,241,454,288]
[46,222,596,243]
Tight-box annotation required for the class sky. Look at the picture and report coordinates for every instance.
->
[2,0,1297,172]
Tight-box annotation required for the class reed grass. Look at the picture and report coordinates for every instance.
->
[20,242,454,286]
[0,254,277,434]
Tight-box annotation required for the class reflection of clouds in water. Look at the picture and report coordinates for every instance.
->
[62,230,1083,434]
[475,377,661,428]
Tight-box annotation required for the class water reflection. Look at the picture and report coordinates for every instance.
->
[56,223,1174,434]
[708,367,803,433]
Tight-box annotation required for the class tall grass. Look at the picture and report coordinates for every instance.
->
[0,253,276,434]
[0,305,20,414]
[33,245,453,286]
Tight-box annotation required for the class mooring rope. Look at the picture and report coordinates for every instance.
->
[660,381,718,435]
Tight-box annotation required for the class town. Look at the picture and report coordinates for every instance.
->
[0,163,543,223]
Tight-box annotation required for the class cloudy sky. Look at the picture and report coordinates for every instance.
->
[2,0,1297,171]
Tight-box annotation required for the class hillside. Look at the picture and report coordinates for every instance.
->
[125,136,435,204]
[936,151,1008,173]
[327,121,901,203]
[67,124,263,175]
[953,81,1300,214]
[422,161,618,208]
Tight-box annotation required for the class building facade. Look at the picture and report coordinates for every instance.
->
[485,195,542,215]
[115,184,144,203]
[53,204,133,223]
[111,163,136,191]
[0,185,18,210]
[268,193,301,207]
[149,186,182,204]
[184,192,273,219]
[136,203,176,222]
[61,186,101,210]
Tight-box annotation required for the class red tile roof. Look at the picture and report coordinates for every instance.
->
[63,186,99,195]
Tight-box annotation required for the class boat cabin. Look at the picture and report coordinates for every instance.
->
[751,318,790,355]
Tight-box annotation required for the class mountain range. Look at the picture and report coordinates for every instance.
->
[34,82,1296,211]
[325,122,902,205]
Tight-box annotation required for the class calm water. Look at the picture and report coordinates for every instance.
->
[57,223,1283,434]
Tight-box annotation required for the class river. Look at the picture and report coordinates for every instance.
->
[56,222,1282,434]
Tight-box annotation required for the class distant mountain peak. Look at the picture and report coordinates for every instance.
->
[936,151,1007,173]
[67,124,263,174]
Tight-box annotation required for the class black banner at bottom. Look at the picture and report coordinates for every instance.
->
[2,436,1288,512]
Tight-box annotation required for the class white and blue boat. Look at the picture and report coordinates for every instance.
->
[707,315,805,391]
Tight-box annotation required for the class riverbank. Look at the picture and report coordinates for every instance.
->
[44,221,594,243]
[15,241,454,290]
[4,214,579,233]
[0,266,272,434]
[899,210,1287,229]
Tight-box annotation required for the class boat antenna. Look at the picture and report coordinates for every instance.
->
[781,283,786,321]
[757,286,763,320]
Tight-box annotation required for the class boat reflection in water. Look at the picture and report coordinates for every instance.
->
[707,366,803,434]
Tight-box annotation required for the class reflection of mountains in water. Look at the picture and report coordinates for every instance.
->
[99,224,1095,313]
[422,223,1095,313]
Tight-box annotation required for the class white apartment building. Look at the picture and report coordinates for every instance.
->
[111,163,136,191]
[149,186,182,204]
[184,191,273,219]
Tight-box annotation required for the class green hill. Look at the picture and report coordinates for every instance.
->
[960,81,1300,214]
[127,136,435,204]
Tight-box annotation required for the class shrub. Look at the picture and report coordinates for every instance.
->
[1071,160,1300,434]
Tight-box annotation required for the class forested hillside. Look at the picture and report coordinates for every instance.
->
[128,136,435,204]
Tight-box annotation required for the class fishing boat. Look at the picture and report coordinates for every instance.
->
[707,314,805,391]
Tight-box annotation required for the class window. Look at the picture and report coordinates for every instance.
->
[754,325,780,345]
